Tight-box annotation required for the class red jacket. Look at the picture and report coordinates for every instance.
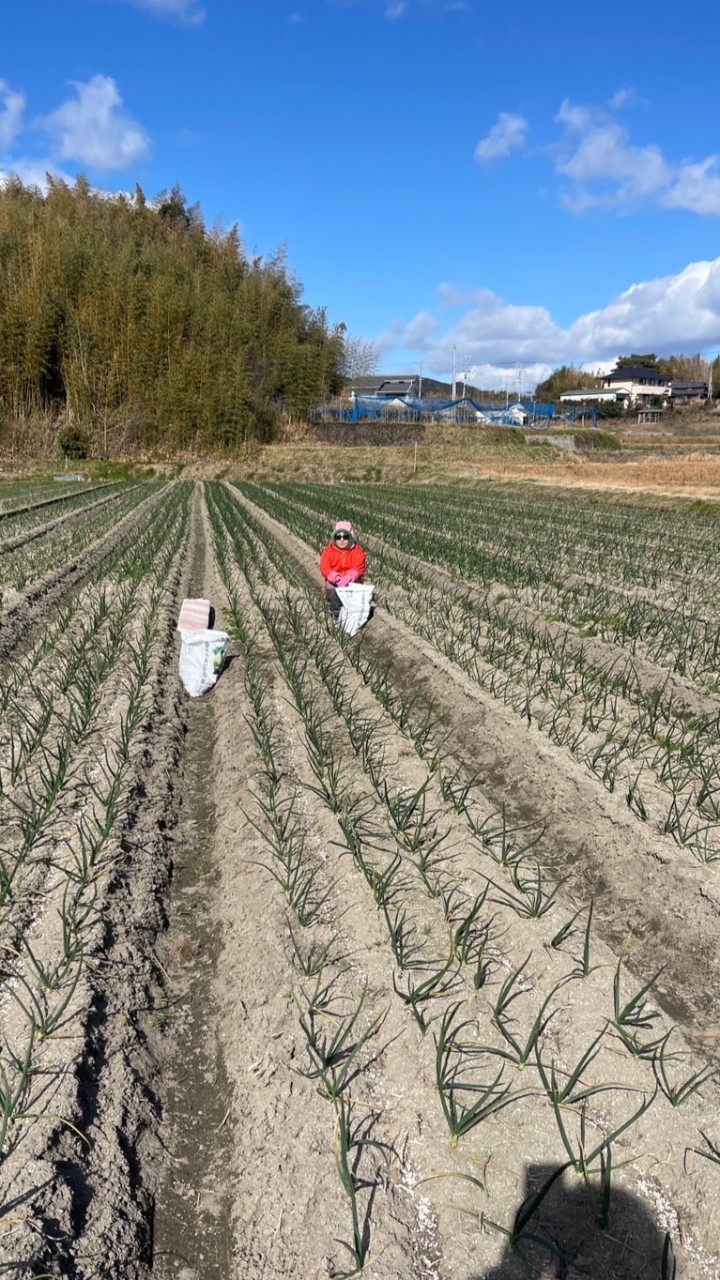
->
[320,541,367,587]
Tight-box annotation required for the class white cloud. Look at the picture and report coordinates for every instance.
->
[41,75,150,171]
[0,80,25,150]
[0,159,74,191]
[328,0,473,18]
[0,80,71,189]
[118,0,205,24]
[663,158,720,216]
[437,282,472,308]
[380,257,720,388]
[0,76,150,186]
[555,98,720,217]
[555,99,670,206]
[464,362,555,392]
[584,359,616,378]
[475,112,528,163]
[473,97,720,219]
[0,76,149,190]
[570,259,720,355]
[608,87,636,110]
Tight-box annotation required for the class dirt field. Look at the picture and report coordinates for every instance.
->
[1,475,719,1279]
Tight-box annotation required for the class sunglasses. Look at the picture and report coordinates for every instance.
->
[333,532,350,541]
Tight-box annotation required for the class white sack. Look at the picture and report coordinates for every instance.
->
[178,628,229,697]
[335,584,374,637]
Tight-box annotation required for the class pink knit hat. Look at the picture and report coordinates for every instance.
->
[334,520,354,533]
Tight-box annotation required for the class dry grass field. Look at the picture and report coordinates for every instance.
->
[229,440,720,500]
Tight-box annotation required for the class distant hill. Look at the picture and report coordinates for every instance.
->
[420,376,506,402]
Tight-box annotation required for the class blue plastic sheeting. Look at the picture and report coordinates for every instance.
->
[317,395,556,423]
[520,402,555,418]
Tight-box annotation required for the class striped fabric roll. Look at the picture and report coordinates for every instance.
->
[177,598,212,632]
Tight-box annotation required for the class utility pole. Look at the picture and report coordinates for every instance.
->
[515,361,524,403]
[451,344,457,400]
[419,361,423,399]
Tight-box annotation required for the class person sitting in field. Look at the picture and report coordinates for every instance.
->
[320,520,367,619]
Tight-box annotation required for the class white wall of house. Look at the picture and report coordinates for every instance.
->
[560,389,619,403]
[601,378,669,403]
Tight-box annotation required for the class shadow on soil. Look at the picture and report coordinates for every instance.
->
[477,1162,672,1279]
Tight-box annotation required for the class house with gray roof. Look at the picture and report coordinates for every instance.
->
[601,366,670,404]
[345,375,420,399]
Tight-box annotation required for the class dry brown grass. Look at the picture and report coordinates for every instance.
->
[489,452,720,496]
[5,421,720,501]
[231,440,571,487]
[226,440,720,499]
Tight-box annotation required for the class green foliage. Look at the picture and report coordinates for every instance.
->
[58,423,90,459]
[615,353,663,370]
[91,461,156,481]
[0,177,345,454]
[535,365,599,401]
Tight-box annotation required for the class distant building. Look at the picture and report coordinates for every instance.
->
[602,366,670,404]
[670,380,708,402]
[345,375,420,399]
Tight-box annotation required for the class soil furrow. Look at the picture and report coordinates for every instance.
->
[150,487,235,1280]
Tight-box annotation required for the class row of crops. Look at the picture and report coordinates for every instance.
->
[0,478,169,598]
[240,481,720,870]
[0,479,114,515]
[0,477,193,1275]
[200,481,720,1278]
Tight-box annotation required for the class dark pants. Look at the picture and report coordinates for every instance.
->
[326,587,342,619]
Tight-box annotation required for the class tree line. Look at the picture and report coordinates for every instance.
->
[0,177,347,455]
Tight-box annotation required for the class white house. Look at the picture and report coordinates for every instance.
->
[601,365,670,404]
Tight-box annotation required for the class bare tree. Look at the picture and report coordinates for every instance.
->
[342,336,378,379]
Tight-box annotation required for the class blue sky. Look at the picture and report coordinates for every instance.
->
[2,0,720,389]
